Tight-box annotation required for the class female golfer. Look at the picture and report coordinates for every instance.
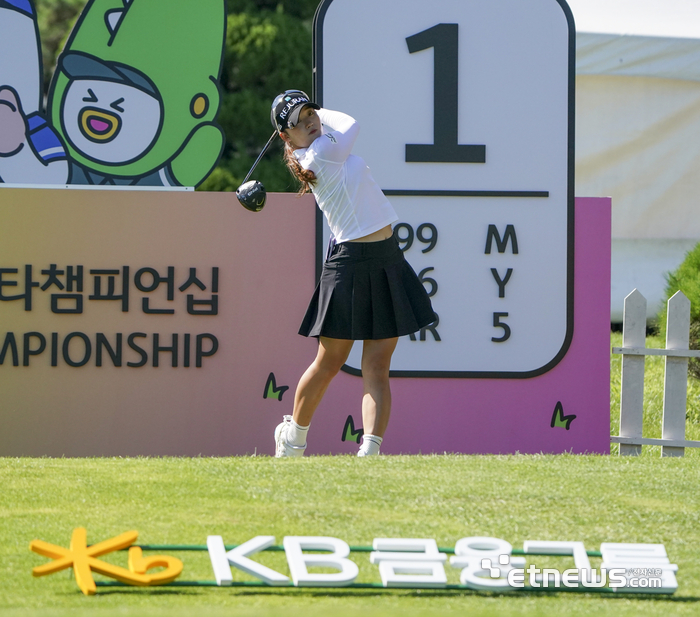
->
[271,90,435,457]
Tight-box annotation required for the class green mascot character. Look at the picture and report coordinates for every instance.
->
[48,0,226,187]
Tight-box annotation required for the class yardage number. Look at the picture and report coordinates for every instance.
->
[395,221,519,344]
[394,222,440,341]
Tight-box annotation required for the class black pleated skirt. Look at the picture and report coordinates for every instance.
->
[299,235,437,340]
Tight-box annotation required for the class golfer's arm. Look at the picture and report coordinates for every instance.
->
[316,108,359,162]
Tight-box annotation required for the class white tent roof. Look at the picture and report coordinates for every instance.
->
[566,0,700,39]
[567,0,700,241]
[567,0,700,321]
[577,33,700,82]
[569,0,700,82]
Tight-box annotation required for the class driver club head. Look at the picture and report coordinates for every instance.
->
[236,180,266,212]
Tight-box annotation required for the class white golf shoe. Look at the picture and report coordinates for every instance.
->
[274,415,306,458]
[357,434,382,456]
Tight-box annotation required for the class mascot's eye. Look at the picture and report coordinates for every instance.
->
[110,98,125,112]
[82,89,98,103]
[190,94,209,118]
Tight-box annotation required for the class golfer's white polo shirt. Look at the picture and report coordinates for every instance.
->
[294,108,398,243]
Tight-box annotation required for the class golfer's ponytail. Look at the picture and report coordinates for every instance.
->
[283,141,316,196]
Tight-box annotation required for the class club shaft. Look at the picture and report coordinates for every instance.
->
[242,130,278,185]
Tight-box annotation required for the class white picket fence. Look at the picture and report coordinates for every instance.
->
[611,289,700,456]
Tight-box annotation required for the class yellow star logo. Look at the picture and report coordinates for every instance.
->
[30,528,183,595]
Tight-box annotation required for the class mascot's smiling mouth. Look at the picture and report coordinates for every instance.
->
[79,107,122,143]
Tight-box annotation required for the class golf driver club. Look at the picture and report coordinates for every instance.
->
[236,129,278,212]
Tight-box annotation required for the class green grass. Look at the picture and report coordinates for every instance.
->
[2,454,700,617]
[1,332,699,616]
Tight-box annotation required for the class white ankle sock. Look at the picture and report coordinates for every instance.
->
[358,434,382,456]
[287,419,309,447]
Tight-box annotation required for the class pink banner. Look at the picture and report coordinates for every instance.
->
[0,190,610,456]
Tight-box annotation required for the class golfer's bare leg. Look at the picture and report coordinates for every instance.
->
[292,336,354,427]
[360,337,398,437]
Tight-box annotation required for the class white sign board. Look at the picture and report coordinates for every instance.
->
[314,0,575,377]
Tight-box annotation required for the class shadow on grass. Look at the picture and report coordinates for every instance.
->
[92,587,700,603]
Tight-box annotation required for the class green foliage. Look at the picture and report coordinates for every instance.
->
[659,242,700,327]
[227,0,321,21]
[197,166,237,192]
[657,242,700,379]
[36,0,86,94]
[217,9,313,192]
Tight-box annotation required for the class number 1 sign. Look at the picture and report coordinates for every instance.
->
[314,0,575,377]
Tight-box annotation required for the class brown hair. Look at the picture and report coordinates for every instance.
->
[283,141,316,196]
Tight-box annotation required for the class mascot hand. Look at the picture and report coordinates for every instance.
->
[0,87,27,156]
[170,123,224,188]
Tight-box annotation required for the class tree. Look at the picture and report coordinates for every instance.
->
[209,6,314,192]
[658,242,700,380]
[37,0,85,93]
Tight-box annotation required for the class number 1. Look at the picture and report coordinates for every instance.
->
[405,23,486,164]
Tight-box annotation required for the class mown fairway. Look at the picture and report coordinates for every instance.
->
[2,452,699,617]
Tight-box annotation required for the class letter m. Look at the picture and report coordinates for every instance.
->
[485,224,518,254]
